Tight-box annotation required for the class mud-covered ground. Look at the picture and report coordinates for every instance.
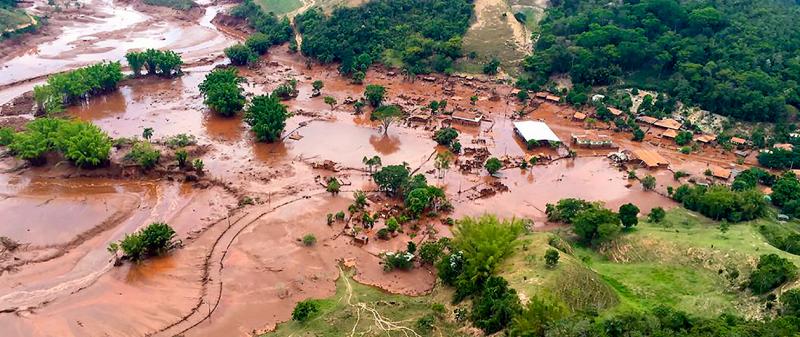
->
[0,1,751,336]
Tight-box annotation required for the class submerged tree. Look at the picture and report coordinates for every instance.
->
[372,105,403,135]
[244,93,288,142]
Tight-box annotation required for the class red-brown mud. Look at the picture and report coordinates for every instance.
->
[0,12,733,335]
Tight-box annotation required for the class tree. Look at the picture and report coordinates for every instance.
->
[648,207,666,223]
[125,142,160,169]
[509,296,567,337]
[373,164,409,195]
[311,80,324,96]
[485,157,502,176]
[353,100,366,114]
[326,177,341,195]
[245,33,271,55]
[372,105,403,135]
[364,84,386,107]
[111,222,176,262]
[471,276,521,334]
[618,203,640,229]
[434,151,453,178]
[483,58,501,75]
[781,289,800,316]
[292,300,319,322]
[632,128,645,141]
[142,127,153,141]
[244,94,288,142]
[362,155,382,173]
[470,95,478,105]
[748,254,798,294]
[675,131,693,146]
[642,175,656,191]
[56,121,112,168]
[434,127,459,146]
[572,207,620,244]
[544,248,560,268]
[125,51,146,77]
[771,172,800,207]
[323,96,337,109]
[175,149,188,167]
[516,90,529,102]
[199,68,246,117]
[225,43,257,66]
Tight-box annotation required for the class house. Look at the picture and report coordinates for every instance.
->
[408,113,432,124]
[545,95,561,103]
[630,149,669,168]
[573,112,587,121]
[661,129,678,139]
[694,134,717,144]
[572,134,617,149]
[608,107,624,117]
[774,143,794,151]
[710,166,732,180]
[449,111,483,126]
[636,116,658,125]
[534,92,549,99]
[654,118,682,130]
[513,121,561,146]
[730,137,747,146]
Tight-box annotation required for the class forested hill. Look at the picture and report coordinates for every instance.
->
[295,0,472,79]
[522,0,800,122]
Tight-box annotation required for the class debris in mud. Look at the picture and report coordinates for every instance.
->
[465,180,510,200]
[0,236,20,252]
[311,160,342,172]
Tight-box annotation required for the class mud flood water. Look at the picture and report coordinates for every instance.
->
[0,2,683,335]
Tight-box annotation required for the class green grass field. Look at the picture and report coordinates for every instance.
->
[263,269,470,337]
[256,0,303,16]
[0,7,30,33]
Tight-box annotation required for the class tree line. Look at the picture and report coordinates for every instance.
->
[33,62,124,113]
[295,0,472,78]
[125,49,183,78]
[523,0,800,122]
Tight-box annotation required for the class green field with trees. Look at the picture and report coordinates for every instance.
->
[522,0,800,122]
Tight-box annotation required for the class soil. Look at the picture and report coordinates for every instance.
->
[0,1,750,336]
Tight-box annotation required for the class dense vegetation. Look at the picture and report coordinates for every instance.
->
[524,0,800,122]
[125,49,183,77]
[108,222,176,262]
[295,0,472,77]
[0,0,33,39]
[199,68,246,117]
[142,0,195,10]
[671,184,766,222]
[231,0,293,47]
[7,118,111,167]
[33,62,124,113]
[244,93,288,142]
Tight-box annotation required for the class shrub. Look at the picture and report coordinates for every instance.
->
[56,121,111,168]
[302,234,317,246]
[199,68,246,117]
[245,33,271,54]
[326,177,341,195]
[117,222,176,261]
[9,130,50,163]
[485,157,502,176]
[618,203,640,229]
[471,276,521,334]
[382,250,414,271]
[165,133,197,148]
[544,248,559,268]
[482,58,500,75]
[244,94,288,142]
[545,198,597,223]
[748,254,798,294]
[192,158,204,172]
[781,289,800,316]
[364,84,386,107]
[175,149,188,167]
[225,43,258,66]
[572,207,621,244]
[672,184,766,222]
[33,62,123,113]
[377,228,390,240]
[416,314,435,332]
[126,142,161,169]
[126,49,183,77]
[418,240,447,265]
[291,300,319,322]
[648,207,666,223]
[642,175,656,190]
[434,127,459,146]
[675,131,693,145]
[386,217,400,232]
[0,127,15,145]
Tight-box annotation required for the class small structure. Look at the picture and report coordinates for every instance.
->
[513,121,561,146]
[710,166,732,180]
[573,112,587,121]
[545,95,561,103]
[654,118,682,130]
[636,116,659,125]
[661,129,678,139]
[608,107,624,117]
[591,94,605,102]
[774,143,794,151]
[572,134,616,149]
[449,111,483,126]
[730,137,747,146]
[353,234,369,245]
[694,134,717,144]
[534,92,549,99]
[630,149,669,168]
[408,113,432,124]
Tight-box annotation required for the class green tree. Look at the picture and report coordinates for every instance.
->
[618,203,640,229]
[572,207,620,244]
[244,94,288,142]
[373,164,409,195]
[292,300,319,322]
[748,254,798,294]
[225,43,258,66]
[125,142,160,169]
[125,51,146,77]
[648,207,666,223]
[56,121,112,168]
[371,105,403,135]
[471,276,521,334]
[632,128,645,141]
[326,177,341,195]
[485,157,502,176]
[323,96,337,109]
[175,149,188,167]
[311,79,324,96]
[509,296,567,337]
[675,131,693,145]
[364,84,386,107]
[544,248,560,268]
[781,288,800,316]
[482,58,500,75]
[771,172,800,207]
[245,33,271,55]
[199,68,246,117]
[434,127,459,146]
[302,234,317,246]
[142,127,154,140]
[642,175,656,191]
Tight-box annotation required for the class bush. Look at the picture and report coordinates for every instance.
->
[225,43,257,66]
[0,127,14,145]
[544,248,559,268]
[482,58,500,75]
[748,254,798,294]
[618,203,640,229]
[125,49,183,77]
[9,128,52,164]
[572,207,621,244]
[376,228,390,240]
[56,121,111,168]
[302,234,317,246]
[642,175,656,190]
[675,131,693,145]
[485,157,502,176]
[273,79,299,100]
[126,142,161,169]
[781,289,800,316]
[364,84,386,107]
[471,276,521,334]
[244,94,288,142]
[419,239,447,265]
[245,33,271,55]
[33,62,124,113]
[434,127,459,146]
[382,250,414,271]
[672,184,767,222]
[117,222,176,261]
[192,158,204,172]
[199,68,246,117]
[416,314,435,332]
[545,198,597,223]
[142,0,195,10]
[648,207,666,223]
[291,300,319,322]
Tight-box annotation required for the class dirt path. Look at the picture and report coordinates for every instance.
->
[340,267,423,337]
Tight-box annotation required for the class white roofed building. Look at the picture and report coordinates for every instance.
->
[513,121,561,145]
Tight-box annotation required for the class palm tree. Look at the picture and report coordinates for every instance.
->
[142,127,154,141]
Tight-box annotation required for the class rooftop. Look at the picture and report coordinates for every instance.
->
[513,121,561,143]
[631,149,669,168]
[654,118,682,130]
[661,129,678,139]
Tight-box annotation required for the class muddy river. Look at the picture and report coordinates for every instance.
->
[0,1,681,336]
